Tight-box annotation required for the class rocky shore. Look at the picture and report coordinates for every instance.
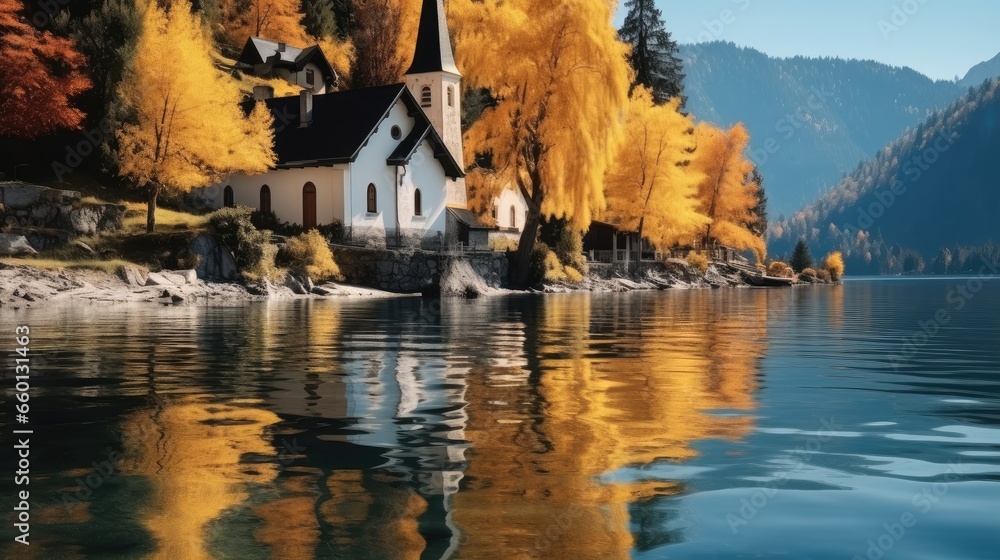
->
[0,262,410,310]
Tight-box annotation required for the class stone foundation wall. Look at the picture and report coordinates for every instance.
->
[331,245,508,293]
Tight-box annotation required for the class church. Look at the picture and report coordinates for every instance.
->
[198,0,528,249]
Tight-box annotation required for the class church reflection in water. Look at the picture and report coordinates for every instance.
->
[102,292,766,559]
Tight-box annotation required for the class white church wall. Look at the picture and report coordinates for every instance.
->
[399,141,449,247]
[494,187,529,231]
[205,166,347,226]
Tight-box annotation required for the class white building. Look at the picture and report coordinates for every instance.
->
[200,0,527,249]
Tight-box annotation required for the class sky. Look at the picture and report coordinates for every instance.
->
[614,0,1000,81]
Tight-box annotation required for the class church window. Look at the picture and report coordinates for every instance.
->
[223,185,234,208]
[447,86,454,107]
[367,183,378,213]
[391,125,402,140]
[510,205,517,228]
[414,189,423,217]
[260,185,271,213]
[421,86,432,107]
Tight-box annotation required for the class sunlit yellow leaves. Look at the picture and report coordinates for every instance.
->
[604,87,708,248]
[116,0,276,207]
[692,122,766,260]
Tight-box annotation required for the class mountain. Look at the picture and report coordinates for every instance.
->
[769,79,1000,275]
[680,42,965,217]
[960,51,1000,89]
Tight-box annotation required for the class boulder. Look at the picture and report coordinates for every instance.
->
[116,265,148,287]
[284,272,308,294]
[145,270,196,286]
[0,234,38,256]
[190,234,239,281]
[69,204,124,235]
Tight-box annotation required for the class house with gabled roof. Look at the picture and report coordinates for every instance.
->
[236,36,338,94]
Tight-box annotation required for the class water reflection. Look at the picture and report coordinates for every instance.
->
[5,281,995,559]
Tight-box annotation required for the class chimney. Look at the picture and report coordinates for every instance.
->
[299,89,313,127]
[252,85,274,101]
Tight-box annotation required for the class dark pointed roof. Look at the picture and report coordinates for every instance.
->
[243,84,464,178]
[406,0,461,76]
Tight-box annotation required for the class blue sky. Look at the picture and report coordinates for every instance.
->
[614,0,1000,81]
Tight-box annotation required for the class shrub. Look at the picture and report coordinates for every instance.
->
[564,266,584,284]
[490,236,520,252]
[799,267,818,282]
[554,227,587,275]
[542,250,567,282]
[767,261,794,278]
[817,269,832,282]
[686,251,709,274]
[823,251,845,281]
[209,206,271,275]
[279,230,343,283]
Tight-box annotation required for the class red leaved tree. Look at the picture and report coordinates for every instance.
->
[0,0,91,139]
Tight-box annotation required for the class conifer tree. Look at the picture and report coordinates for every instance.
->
[618,0,686,107]
[748,166,768,238]
[791,238,814,272]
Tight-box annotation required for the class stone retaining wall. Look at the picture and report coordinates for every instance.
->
[332,245,508,293]
[0,182,124,238]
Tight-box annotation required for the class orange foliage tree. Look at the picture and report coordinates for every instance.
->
[452,0,632,286]
[692,122,766,260]
[116,0,276,232]
[221,0,309,50]
[603,87,708,251]
[0,0,91,139]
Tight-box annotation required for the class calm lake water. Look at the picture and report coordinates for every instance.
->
[2,278,999,559]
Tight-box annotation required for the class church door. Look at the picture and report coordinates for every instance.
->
[303,182,317,230]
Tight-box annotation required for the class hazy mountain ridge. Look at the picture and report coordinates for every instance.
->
[770,78,1000,274]
[680,41,966,216]
[960,51,1000,89]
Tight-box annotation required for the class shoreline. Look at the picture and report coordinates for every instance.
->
[1,259,822,309]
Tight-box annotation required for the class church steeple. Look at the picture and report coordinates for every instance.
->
[405,0,466,207]
[406,0,460,77]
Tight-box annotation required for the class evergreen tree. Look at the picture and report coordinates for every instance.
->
[302,0,337,40]
[790,238,814,272]
[618,0,686,107]
[748,166,768,238]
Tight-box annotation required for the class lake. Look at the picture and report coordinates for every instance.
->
[1,278,998,559]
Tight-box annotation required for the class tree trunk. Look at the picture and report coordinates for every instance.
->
[510,207,542,288]
[635,216,646,275]
[146,185,158,233]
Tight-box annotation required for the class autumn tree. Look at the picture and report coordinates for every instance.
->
[604,87,707,251]
[453,0,632,286]
[692,122,766,260]
[348,0,420,88]
[618,0,685,107]
[221,0,309,50]
[0,0,91,139]
[116,0,276,232]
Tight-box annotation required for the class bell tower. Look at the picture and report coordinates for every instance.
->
[405,0,465,206]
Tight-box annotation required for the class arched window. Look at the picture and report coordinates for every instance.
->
[223,185,234,208]
[510,205,517,228]
[420,86,432,108]
[414,189,422,217]
[367,183,377,214]
[447,86,454,107]
[491,205,497,220]
[302,182,317,229]
[259,185,271,213]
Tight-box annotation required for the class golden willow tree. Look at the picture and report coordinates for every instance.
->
[116,0,276,233]
[603,87,707,251]
[221,0,310,49]
[452,0,632,286]
[691,122,766,260]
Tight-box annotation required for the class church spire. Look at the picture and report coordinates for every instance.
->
[406,0,461,76]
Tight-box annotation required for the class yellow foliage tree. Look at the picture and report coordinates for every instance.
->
[116,0,276,232]
[451,0,632,286]
[691,122,766,260]
[604,87,708,250]
[823,251,845,281]
[221,0,309,50]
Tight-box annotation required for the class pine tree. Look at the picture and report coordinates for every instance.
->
[618,0,686,107]
[791,238,814,272]
[748,166,768,238]
[302,0,337,40]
